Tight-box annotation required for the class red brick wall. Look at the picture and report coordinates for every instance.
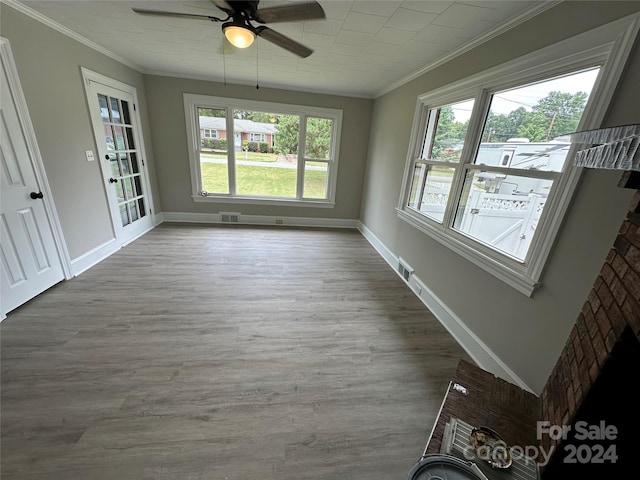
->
[539,188,640,454]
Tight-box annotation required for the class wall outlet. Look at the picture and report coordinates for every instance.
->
[85,150,95,161]
[275,219,283,224]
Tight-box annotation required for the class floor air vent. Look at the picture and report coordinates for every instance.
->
[398,257,414,282]
[220,212,240,223]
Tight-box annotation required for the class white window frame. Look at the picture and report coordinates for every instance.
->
[249,132,266,142]
[397,14,639,297]
[202,128,218,139]
[184,94,342,208]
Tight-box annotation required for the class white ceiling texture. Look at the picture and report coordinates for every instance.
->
[13,0,555,97]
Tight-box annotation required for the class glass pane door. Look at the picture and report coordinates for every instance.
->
[98,94,147,227]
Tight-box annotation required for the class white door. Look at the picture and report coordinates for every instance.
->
[84,73,154,245]
[1,43,65,315]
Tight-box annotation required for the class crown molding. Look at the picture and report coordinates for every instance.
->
[374,0,563,98]
[2,0,564,100]
[1,0,373,99]
[143,68,375,99]
[1,0,142,72]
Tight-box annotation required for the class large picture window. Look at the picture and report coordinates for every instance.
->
[398,17,638,295]
[184,95,342,207]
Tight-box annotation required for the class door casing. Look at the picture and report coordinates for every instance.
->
[81,67,156,247]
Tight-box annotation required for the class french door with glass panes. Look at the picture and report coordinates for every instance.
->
[83,71,153,245]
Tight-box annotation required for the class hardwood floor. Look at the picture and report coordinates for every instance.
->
[1,224,471,479]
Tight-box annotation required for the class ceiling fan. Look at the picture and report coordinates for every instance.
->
[132,0,325,58]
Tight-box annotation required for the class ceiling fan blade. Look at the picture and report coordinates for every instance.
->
[211,0,234,13]
[132,8,223,22]
[254,1,325,24]
[256,26,313,58]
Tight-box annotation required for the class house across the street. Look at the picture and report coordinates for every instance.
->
[199,116,278,151]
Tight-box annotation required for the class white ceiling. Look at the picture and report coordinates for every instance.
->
[15,0,552,97]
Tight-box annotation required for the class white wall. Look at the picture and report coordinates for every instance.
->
[359,1,640,393]
[0,4,161,261]
[4,0,639,394]
[142,75,372,221]
[0,2,372,254]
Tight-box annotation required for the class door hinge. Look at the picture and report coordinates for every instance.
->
[142,158,145,166]
[133,103,137,111]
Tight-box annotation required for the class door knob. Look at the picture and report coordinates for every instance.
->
[30,191,44,199]
[109,178,118,184]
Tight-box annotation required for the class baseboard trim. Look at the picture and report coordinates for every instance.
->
[356,221,399,269]
[357,221,534,393]
[70,238,119,276]
[153,211,165,225]
[410,275,534,393]
[68,213,355,278]
[160,211,359,229]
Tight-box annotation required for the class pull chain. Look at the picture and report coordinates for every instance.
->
[256,39,260,90]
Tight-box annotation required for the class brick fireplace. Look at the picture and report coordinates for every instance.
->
[538,174,640,476]
[423,174,640,477]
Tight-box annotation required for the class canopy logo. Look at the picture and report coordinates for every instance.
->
[461,421,619,467]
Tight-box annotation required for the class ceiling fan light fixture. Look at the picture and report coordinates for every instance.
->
[223,24,255,48]
[133,1,325,57]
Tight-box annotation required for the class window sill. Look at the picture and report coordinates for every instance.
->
[396,208,539,297]
[192,195,336,208]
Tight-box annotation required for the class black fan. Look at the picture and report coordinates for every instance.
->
[132,0,325,58]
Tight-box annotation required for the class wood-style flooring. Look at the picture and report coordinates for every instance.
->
[1,224,471,479]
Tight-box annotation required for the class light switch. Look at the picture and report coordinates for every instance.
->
[85,150,95,161]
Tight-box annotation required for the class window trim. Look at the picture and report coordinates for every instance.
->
[397,14,640,296]
[202,128,218,139]
[248,132,267,143]
[184,94,342,207]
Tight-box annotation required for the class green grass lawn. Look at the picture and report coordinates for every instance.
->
[201,162,327,198]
